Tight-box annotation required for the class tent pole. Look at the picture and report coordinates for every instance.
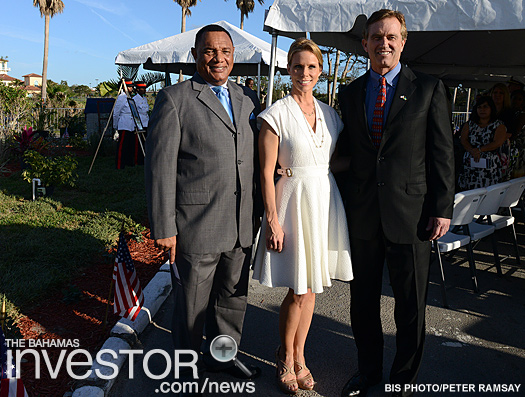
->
[453,87,457,112]
[267,31,278,106]
[466,88,471,114]
[257,62,261,101]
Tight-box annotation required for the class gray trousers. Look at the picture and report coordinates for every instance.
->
[171,246,251,357]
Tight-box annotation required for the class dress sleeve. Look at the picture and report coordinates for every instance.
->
[257,105,281,137]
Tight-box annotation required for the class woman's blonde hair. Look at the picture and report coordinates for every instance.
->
[490,83,511,110]
[287,38,323,69]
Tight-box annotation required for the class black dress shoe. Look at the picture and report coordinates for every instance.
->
[206,358,262,380]
[341,372,382,397]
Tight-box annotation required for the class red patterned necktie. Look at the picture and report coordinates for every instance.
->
[371,76,386,148]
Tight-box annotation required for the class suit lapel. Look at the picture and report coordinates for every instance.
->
[192,75,235,132]
[228,81,244,131]
[384,66,417,129]
[353,72,376,149]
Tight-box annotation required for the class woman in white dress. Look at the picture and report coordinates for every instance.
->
[252,38,353,394]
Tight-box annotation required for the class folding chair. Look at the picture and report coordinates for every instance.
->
[478,177,525,266]
[434,188,486,307]
[469,182,509,276]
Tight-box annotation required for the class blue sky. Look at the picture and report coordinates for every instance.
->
[2,0,291,87]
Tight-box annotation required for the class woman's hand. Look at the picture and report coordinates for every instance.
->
[469,147,482,162]
[266,219,285,253]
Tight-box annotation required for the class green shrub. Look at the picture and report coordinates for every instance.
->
[22,150,78,187]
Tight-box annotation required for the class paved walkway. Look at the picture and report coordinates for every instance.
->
[109,226,525,396]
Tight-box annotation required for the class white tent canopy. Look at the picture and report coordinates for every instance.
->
[263,0,525,94]
[115,20,289,77]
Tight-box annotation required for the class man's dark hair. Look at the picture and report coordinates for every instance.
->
[470,96,497,124]
[194,24,233,48]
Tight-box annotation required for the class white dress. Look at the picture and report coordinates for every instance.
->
[252,95,353,295]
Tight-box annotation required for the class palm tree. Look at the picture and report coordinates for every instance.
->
[33,0,65,106]
[174,0,199,82]
[229,0,264,83]
[232,0,264,30]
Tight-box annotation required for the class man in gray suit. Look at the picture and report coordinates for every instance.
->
[145,24,261,384]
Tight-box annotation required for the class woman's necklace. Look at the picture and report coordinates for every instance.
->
[301,107,315,117]
[304,105,324,148]
[293,96,324,148]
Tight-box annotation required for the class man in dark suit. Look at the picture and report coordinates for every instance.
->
[338,9,455,397]
[145,24,261,387]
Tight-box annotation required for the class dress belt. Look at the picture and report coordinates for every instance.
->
[277,166,330,177]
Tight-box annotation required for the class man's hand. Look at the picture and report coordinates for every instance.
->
[155,236,177,264]
[426,217,451,241]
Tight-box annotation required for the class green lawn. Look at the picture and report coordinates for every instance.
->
[0,153,148,324]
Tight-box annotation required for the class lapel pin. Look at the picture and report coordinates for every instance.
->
[400,95,407,101]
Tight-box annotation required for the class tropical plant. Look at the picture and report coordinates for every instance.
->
[99,67,164,97]
[22,150,78,187]
[33,0,65,105]
[173,0,199,82]
[229,0,264,30]
[13,126,49,157]
[31,104,53,133]
[59,112,86,137]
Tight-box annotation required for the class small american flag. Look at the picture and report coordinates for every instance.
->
[113,233,144,321]
[0,328,28,397]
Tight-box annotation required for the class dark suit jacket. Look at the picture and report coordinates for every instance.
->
[338,65,455,244]
[145,73,260,254]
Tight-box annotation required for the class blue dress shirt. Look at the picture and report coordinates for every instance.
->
[365,62,402,132]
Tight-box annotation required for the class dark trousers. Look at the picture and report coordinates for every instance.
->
[116,130,145,168]
[349,231,431,387]
[170,246,251,358]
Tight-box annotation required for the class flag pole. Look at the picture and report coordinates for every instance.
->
[0,297,6,333]
[103,222,126,329]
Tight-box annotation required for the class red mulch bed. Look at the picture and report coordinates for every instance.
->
[15,231,167,397]
[3,147,168,396]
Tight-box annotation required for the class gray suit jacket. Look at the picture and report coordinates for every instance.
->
[145,73,259,254]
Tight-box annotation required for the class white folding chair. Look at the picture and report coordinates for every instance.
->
[489,177,525,266]
[469,182,509,276]
[434,188,486,307]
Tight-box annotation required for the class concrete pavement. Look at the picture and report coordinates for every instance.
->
[106,228,525,397]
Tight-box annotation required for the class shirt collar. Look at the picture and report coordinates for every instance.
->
[207,81,229,92]
[369,62,401,87]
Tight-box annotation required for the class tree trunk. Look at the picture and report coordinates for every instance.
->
[41,13,50,105]
[179,7,187,83]
[331,50,340,107]
[240,13,244,30]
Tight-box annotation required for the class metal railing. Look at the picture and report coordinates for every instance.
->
[452,111,470,133]
[38,107,84,133]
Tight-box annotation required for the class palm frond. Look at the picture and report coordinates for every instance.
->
[138,72,166,87]
[117,65,139,81]
[33,0,65,17]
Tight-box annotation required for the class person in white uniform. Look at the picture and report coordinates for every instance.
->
[134,81,149,129]
[252,38,353,394]
[133,81,149,165]
[113,79,138,169]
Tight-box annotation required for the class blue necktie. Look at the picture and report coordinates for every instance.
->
[212,86,234,123]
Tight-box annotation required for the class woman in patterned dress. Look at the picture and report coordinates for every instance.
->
[458,96,508,190]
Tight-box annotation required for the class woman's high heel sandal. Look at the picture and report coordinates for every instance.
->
[294,360,316,390]
[275,347,298,394]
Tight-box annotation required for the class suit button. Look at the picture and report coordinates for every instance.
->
[234,191,239,195]
[378,156,385,162]
[377,182,385,187]
[237,160,243,165]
